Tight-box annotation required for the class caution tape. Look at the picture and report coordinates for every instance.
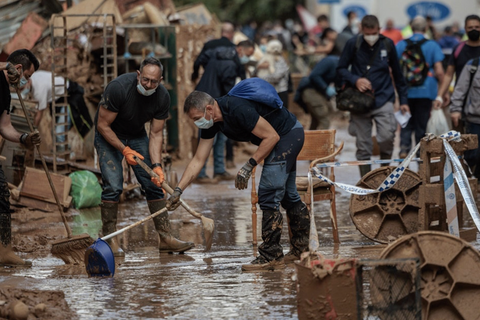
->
[312,142,421,195]
[311,130,480,233]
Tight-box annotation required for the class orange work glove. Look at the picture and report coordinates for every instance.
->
[122,146,144,166]
[151,165,165,187]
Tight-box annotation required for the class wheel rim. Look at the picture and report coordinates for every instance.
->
[380,231,480,320]
[349,166,422,243]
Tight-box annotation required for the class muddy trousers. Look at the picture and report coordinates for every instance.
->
[286,201,310,255]
[258,210,284,261]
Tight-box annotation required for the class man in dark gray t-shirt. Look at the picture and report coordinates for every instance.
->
[94,57,194,256]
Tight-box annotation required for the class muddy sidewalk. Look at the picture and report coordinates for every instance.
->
[2,120,479,319]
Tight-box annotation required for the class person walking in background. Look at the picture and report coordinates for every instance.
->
[449,57,480,177]
[27,70,93,143]
[396,16,445,158]
[337,15,409,178]
[95,57,195,256]
[294,52,339,130]
[435,15,480,122]
[342,11,358,36]
[381,19,404,45]
[437,26,460,70]
[192,22,246,182]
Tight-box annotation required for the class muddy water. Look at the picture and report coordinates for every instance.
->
[2,124,479,319]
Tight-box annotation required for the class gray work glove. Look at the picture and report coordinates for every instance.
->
[6,62,20,87]
[21,131,41,149]
[235,161,254,190]
[166,187,182,211]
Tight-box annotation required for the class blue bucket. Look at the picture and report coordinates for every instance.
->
[85,238,115,277]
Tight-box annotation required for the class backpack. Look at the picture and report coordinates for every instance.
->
[227,78,283,109]
[400,38,429,86]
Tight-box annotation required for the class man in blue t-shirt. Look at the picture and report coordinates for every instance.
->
[396,16,445,157]
[166,89,310,271]
[95,57,194,256]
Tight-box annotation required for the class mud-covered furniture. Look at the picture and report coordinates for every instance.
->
[250,129,344,246]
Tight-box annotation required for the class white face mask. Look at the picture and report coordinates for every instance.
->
[194,109,214,129]
[137,80,156,96]
[364,34,379,46]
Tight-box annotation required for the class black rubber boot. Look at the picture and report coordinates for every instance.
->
[284,201,310,263]
[243,210,285,271]
[101,201,124,257]
[359,164,371,178]
[258,210,284,262]
[148,200,195,254]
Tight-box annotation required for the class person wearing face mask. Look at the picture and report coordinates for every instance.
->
[342,11,358,36]
[395,16,445,159]
[434,14,480,129]
[191,22,247,182]
[94,57,195,256]
[337,15,409,178]
[0,49,41,266]
[167,89,309,271]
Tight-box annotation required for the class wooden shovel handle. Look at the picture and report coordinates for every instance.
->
[15,89,72,238]
[102,208,167,241]
[133,156,202,219]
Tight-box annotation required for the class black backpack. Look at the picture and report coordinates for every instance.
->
[400,38,429,86]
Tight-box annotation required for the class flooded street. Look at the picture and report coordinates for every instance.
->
[2,122,479,319]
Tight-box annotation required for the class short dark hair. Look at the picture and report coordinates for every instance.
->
[184,91,214,114]
[6,49,39,72]
[361,15,380,29]
[237,39,254,49]
[140,57,163,73]
[465,15,480,26]
[317,14,329,23]
[320,27,336,41]
[347,11,356,20]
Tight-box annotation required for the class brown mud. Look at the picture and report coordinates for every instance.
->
[1,120,479,319]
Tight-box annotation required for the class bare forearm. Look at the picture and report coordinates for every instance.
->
[438,68,454,97]
[97,125,124,151]
[0,123,22,143]
[177,156,205,190]
[252,135,279,164]
[149,132,163,164]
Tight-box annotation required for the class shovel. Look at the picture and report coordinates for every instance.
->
[133,156,214,251]
[85,207,168,277]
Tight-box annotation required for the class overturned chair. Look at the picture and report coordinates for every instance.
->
[250,129,344,246]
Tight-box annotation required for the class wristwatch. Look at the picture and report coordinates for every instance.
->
[248,157,257,167]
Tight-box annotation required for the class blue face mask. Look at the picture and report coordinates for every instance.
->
[19,76,28,88]
[194,109,214,129]
[259,45,267,53]
[240,56,250,64]
[137,80,156,96]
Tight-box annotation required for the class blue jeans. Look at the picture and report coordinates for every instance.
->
[400,98,432,155]
[258,121,304,211]
[465,121,480,178]
[198,132,227,177]
[94,130,164,202]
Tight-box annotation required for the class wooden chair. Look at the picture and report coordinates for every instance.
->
[251,129,344,246]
